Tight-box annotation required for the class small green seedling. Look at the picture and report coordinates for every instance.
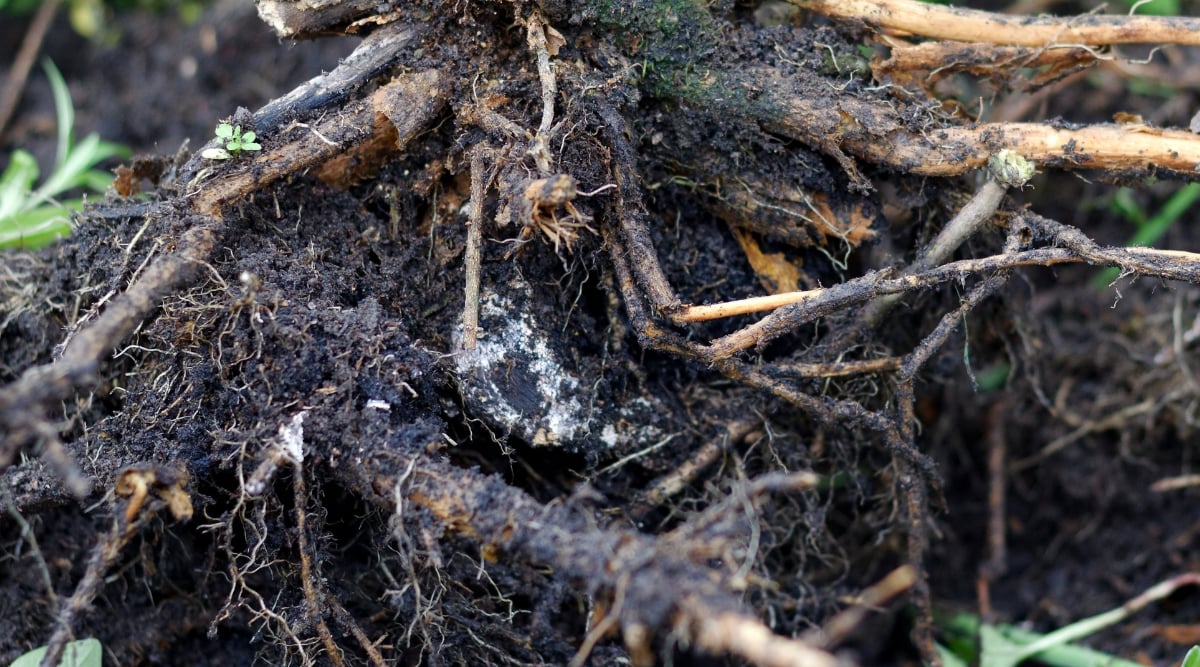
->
[201,122,262,160]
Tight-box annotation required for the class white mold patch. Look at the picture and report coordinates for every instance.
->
[455,281,588,446]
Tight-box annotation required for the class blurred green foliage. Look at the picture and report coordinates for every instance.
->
[0,0,206,42]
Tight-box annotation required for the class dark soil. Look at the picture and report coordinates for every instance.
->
[1,1,1199,666]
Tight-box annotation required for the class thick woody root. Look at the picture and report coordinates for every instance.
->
[751,66,1200,182]
[790,0,1200,47]
[770,1,1200,180]
[337,445,845,667]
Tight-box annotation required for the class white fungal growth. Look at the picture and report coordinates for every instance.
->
[455,283,588,446]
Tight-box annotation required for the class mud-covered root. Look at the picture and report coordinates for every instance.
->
[340,444,849,667]
[0,220,219,493]
[0,24,447,497]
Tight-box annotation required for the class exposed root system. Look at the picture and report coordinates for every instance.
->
[3,1,1200,665]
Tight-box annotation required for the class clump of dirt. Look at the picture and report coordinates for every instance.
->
[2,1,1200,666]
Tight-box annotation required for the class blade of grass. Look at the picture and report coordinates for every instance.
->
[1093,182,1200,288]
[0,203,73,248]
[42,58,72,169]
[0,58,127,250]
[25,132,125,210]
[0,149,39,219]
[938,611,1144,667]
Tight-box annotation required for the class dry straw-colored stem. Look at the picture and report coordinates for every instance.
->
[689,608,844,667]
[790,0,1200,46]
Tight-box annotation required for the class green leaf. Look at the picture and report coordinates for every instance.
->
[1124,0,1179,15]
[980,623,1025,667]
[241,131,256,143]
[242,142,261,151]
[215,123,235,139]
[935,642,971,667]
[42,59,73,170]
[0,150,40,219]
[1182,646,1200,667]
[0,206,74,250]
[938,610,1144,667]
[9,637,103,667]
[0,60,125,251]
[26,133,116,211]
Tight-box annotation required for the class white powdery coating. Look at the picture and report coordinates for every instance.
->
[280,411,308,463]
[456,291,588,444]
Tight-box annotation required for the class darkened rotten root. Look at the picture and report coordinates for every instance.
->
[336,445,846,667]
[0,27,445,490]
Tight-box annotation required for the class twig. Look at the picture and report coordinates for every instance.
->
[978,400,1009,620]
[231,23,420,134]
[462,148,487,350]
[0,0,61,141]
[634,422,755,515]
[292,450,344,666]
[686,607,845,667]
[525,11,558,148]
[790,0,1200,47]
[1150,474,1200,492]
[911,184,1010,275]
[568,573,626,667]
[865,151,1030,326]
[806,565,917,647]
[684,238,1200,360]
[30,418,91,498]
[598,102,685,319]
[876,41,1098,86]
[328,600,388,667]
[775,356,901,378]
